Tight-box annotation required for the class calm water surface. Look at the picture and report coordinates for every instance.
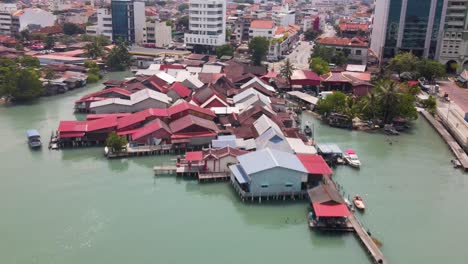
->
[0,72,467,263]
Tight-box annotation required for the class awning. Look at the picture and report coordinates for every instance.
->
[59,132,85,138]
[185,151,203,161]
[230,164,249,184]
[312,203,350,217]
[297,154,333,175]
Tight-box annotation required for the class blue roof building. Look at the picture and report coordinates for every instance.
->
[230,148,308,198]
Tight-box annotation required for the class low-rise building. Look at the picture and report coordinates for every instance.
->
[145,21,172,48]
[11,8,57,33]
[249,20,276,39]
[86,8,113,40]
[316,37,369,64]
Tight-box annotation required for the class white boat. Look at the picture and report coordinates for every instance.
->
[344,148,361,168]
[353,195,365,210]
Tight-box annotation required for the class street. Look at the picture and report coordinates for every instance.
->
[269,24,336,72]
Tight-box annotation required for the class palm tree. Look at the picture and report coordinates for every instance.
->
[375,80,402,124]
[360,89,378,120]
[280,58,296,89]
[85,39,104,60]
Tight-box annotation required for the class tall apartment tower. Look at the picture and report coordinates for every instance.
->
[111,0,145,44]
[436,0,468,73]
[184,0,226,49]
[370,0,446,60]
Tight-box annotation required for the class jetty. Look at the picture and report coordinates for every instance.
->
[106,144,175,158]
[420,110,468,171]
[323,177,388,264]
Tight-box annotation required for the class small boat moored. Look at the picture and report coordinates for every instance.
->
[353,195,365,210]
[344,148,361,168]
[26,129,42,148]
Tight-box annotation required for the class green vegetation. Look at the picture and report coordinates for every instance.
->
[81,35,111,46]
[304,29,322,41]
[19,56,40,68]
[105,132,128,153]
[280,58,296,89]
[216,44,234,58]
[386,52,446,81]
[311,45,348,66]
[249,37,269,66]
[165,20,174,27]
[422,95,437,115]
[84,61,101,83]
[63,23,85,36]
[44,35,55,50]
[309,57,330,75]
[178,3,189,12]
[106,39,131,71]
[0,58,43,102]
[176,16,189,30]
[85,39,104,59]
[316,80,419,124]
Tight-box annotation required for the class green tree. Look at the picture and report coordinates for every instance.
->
[280,58,296,89]
[316,91,348,115]
[304,29,322,41]
[19,56,40,68]
[19,29,30,41]
[177,16,189,30]
[331,50,348,66]
[43,67,57,80]
[44,35,55,49]
[178,3,189,12]
[165,20,174,27]
[63,23,85,35]
[311,44,334,62]
[105,132,128,153]
[216,44,234,58]
[309,57,330,75]
[422,96,437,115]
[106,39,131,71]
[84,61,101,83]
[0,58,43,102]
[85,38,104,59]
[386,52,419,77]
[417,59,446,81]
[249,37,269,66]
[374,80,402,123]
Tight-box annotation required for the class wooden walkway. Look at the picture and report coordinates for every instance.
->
[324,177,387,264]
[198,172,230,181]
[107,144,175,159]
[420,110,468,171]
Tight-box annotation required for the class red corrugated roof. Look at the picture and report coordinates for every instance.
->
[131,119,171,140]
[170,82,191,98]
[58,121,87,133]
[250,20,275,29]
[76,88,131,103]
[160,64,185,70]
[297,154,333,175]
[171,132,217,139]
[316,37,368,47]
[86,116,118,132]
[117,108,168,130]
[312,203,350,217]
[185,151,203,161]
[169,114,219,133]
[86,113,131,121]
[167,101,216,118]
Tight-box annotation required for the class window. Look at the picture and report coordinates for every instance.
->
[261,183,269,188]
[356,50,362,55]
[285,182,293,187]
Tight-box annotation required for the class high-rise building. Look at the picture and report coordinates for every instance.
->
[184,0,226,49]
[436,1,468,73]
[370,0,446,60]
[0,3,17,35]
[86,8,113,40]
[111,0,145,44]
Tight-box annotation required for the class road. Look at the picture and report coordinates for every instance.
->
[269,24,336,72]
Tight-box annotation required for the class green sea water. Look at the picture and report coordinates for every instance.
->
[0,72,467,263]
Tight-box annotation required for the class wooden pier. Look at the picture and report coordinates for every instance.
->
[198,172,230,182]
[420,110,468,171]
[323,177,388,264]
[153,165,178,175]
[107,144,175,159]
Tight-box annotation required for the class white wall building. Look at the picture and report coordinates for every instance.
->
[145,21,172,47]
[133,1,146,45]
[86,8,113,40]
[49,0,72,12]
[184,0,226,48]
[249,20,276,39]
[12,8,56,32]
[272,5,296,27]
[0,3,17,35]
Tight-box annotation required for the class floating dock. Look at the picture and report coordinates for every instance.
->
[420,110,468,171]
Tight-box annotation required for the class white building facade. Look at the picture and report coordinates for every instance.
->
[0,3,17,35]
[145,21,172,47]
[86,8,113,40]
[12,8,56,32]
[184,0,226,48]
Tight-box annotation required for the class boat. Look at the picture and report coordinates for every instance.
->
[26,129,42,148]
[304,125,312,137]
[344,149,361,168]
[353,195,365,210]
